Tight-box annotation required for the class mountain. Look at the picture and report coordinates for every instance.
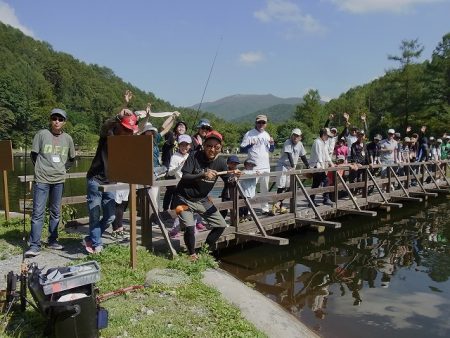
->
[232,103,297,123]
[190,94,301,120]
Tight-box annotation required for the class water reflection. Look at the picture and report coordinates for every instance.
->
[220,198,450,338]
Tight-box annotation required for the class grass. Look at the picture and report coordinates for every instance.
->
[0,217,266,338]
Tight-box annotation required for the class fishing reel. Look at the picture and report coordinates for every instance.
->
[2,262,37,315]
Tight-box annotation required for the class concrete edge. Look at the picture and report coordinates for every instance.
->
[202,268,319,338]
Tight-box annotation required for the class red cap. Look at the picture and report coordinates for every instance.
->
[120,114,138,132]
[204,130,223,143]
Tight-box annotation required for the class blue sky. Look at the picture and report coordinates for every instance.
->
[1,0,450,107]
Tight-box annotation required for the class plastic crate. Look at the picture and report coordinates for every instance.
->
[39,261,100,295]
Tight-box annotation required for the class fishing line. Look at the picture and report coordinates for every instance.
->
[191,36,223,132]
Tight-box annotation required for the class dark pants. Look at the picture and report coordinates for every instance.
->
[310,172,330,202]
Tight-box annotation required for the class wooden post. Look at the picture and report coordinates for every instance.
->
[139,188,152,250]
[231,184,238,228]
[129,184,137,269]
[334,170,338,209]
[362,169,368,199]
[289,171,297,213]
[2,171,9,220]
[387,165,392,193]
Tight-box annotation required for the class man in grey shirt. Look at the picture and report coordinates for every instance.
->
[25,109,76,257]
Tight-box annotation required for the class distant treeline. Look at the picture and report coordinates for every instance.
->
[1,22,449,150]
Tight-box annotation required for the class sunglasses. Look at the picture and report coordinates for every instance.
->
[204,144,222,151]
[51,116,65,122]
[200,126,211,130]
[256,121,266,124]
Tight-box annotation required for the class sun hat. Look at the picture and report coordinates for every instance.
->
[50,108,67,120]
[437,138,443,143]
[387,128,395,134]
[178,134,192,144]
[139,122,157,134]
[337,155,345,162]
[325,128,334,137]
[121,114,139,132]
[330,127,338,133]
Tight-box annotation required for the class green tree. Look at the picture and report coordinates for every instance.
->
[388,38,425,129]
[294,89,323,134]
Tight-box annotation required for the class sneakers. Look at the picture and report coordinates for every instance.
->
[111,228,125,239]
[323,199,334,206]
[47,242,64,250]
[195,222,206,231]
[83,237,94,254]
[24,248,40,258]
[189,254,199,262]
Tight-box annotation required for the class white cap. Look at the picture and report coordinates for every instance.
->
[387,128,395,134]
[178,134,192,144]
[437,138,443,143]
[429,136,435,141]
[140,123,158,134]
[291,128,302,136]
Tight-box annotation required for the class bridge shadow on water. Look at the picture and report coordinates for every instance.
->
[219,196,450,338]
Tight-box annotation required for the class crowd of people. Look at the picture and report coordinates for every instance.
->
[24,92,450,261]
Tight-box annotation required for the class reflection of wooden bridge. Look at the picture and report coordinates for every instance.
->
[19,160,450,258]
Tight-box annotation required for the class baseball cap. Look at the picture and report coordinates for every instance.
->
[325,128,334,137]
[429,136,435,141]
[255,114,268,123]
[204,130,223,143]
[337,155,345,162]
[387,128,395,134]
[437,138,443,143]
[178,134,192,144]
[394,132,401,138]
[50,108,67,120]
[357,130,365,136]
[374,134,382,141]
[404,137,411,142]
[291,128,302,136]
[330,127,338,133]
[121,114,139,132]
[244,158,257,166]
[196,119,211,129]
[227,155,240,164]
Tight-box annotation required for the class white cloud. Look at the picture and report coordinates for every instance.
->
[0,1,34,37]
[330,0,444,14]
[254,0,324,34]
[239,51,265,65]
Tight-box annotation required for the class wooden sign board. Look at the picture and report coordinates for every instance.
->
[108,135,154,185]
[0,140,13,171]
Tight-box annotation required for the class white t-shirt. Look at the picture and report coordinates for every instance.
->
[239,169,257,198]
[308,137,332,169]
[167,152,189,179]
[240,128,272,170]
[277,139,306,169]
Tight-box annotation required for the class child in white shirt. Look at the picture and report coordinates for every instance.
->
[238,159,258,222]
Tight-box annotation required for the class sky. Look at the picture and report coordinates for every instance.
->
[1,0,450,107]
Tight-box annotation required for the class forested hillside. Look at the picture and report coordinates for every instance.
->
[1,20,448,150]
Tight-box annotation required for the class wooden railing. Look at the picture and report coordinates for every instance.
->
[18,160,450,257]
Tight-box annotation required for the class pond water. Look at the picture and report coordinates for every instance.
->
[220,197,450,338]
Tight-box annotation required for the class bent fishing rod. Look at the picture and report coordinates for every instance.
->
[191,36,223,132]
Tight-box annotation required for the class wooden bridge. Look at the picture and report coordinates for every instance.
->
[19,160,449,259]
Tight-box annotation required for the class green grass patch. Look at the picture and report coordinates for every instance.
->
[0,219,266,337]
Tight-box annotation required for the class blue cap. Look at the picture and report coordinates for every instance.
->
[50,108,67,119]
[196,119,211,129]
[227,155,240,164]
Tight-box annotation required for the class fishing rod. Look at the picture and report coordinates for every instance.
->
[191,36,223,133]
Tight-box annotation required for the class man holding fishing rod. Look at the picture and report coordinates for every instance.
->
[172,130,241,261]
